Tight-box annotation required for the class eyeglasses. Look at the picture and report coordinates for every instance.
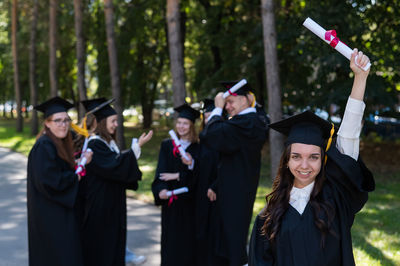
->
[50,118,71,126]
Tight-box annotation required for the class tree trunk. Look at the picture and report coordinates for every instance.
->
[166,0,186,108]
[29,0,39,136]
[49,0,58,97]
[74,0,87,119]
[104,0,125,148]
[261,0,284,180]
[11,0,23,132]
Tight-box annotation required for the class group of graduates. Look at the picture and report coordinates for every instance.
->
[27,97,150,266]
[27,49,375,266]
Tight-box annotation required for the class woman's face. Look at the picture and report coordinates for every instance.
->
[44,112,71,139]
[288,143,322,188]
[176,117,191,138]
[106,115,118,135]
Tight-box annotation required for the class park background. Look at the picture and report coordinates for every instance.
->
[0,0,399,265]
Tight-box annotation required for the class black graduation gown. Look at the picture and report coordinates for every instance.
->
[194,136,219,266]
[201,112,267,266]
[151,139,199,266]
[249,145,375,266]
[80,138,142,266]
[27,134,83,266]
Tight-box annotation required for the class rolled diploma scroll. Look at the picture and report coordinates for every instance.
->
[75,148,92,174]
[303,17,371,71]
[166,187,189,197]
[222,79,248,98]
[168,130,190,161]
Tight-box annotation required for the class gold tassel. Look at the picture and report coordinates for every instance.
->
[70,116,89,138]
[324,123,335,165]
[249,91,256,108]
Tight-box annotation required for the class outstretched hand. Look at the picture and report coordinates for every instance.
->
[349,49,370,101]
[138,130,153,147]
[350,48,370,77]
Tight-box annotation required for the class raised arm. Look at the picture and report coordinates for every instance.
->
[336,49,370,159]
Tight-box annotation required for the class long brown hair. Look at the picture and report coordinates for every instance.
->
[94,117,116,143]
[36,116,75,169]
[261,144,336,247]
[177,120,198,144]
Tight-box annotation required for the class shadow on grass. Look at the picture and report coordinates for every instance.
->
[352,182,400,265]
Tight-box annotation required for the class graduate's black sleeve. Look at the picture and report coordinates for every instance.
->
[152,141,171,205]
[249,214,274,266]
[30,138,79,209]
[201,116,241,154]
[326,145,375,216]
[87,139,142,187]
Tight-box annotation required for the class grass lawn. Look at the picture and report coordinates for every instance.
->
[1,117,399,265]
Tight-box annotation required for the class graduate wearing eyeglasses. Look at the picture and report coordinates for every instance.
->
[27,97,93,266]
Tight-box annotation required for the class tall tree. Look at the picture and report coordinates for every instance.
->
[74,0,87,118]
[104,0,125,148]
[29,0,39,135]
[166,0,186,107]
[261,0,284,179]
[11,0,22,132]
[49,0,57,97]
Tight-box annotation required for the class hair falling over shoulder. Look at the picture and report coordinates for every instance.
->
[261,145,337,247]
[37,117,75,169]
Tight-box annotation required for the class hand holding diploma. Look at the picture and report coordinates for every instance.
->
[303,17,371,71]
[168,130,190,161]
[166,187,189,197]
[76,148,93,179]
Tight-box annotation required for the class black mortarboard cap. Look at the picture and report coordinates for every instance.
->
[202,98,215,113]
[174,103,200,123]
[81,97,116,121]
[220,80,252,96]
[34,96,74,118]
[268,110,337,148]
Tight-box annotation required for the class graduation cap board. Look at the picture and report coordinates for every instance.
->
[81,98,116,122]
[174,103,200,123]
[202,99,215,113]
[34,97,74,118]
[268,110,336,163]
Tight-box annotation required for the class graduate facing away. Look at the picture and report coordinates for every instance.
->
[27,97,92,266]
[249,50,375,266]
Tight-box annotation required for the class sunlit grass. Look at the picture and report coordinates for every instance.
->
[1,117,399,265]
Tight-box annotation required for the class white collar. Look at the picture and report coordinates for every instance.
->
[88,135,120,154]
[289,181,315,215]
[238,107,256,115]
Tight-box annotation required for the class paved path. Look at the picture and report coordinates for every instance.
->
[0,147,161,266]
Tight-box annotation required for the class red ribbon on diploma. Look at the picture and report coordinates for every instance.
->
[168,191,178,207]
[75,165,86,177]
[172,140,181,157]
[228,89,238,96]
[325,30,339,48]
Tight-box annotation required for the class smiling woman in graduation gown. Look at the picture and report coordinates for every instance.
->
[249,50,375,266]
[152,104,200,266]
[79,98,143,266]
[27,97,92,266]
